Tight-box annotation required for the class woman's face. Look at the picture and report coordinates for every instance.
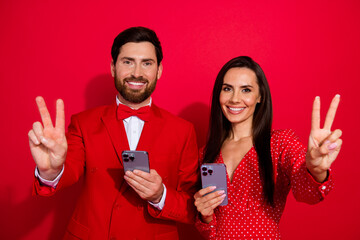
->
[219,67,261,128]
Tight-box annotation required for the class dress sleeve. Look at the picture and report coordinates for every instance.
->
[195,213,217,239]
[276,129,334,204]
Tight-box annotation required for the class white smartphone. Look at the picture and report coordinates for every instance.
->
[201,163,228,206]
[121,150,150,173]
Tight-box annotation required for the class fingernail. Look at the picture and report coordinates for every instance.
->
[221,194,226,199]
[335,94,340,98]
[209,186,216,190]
[328,142,338,150]
[324,140,330,145]
[218,190,225,195]
[40,136,48,144]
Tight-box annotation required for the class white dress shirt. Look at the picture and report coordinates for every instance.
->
[35,96,166,210]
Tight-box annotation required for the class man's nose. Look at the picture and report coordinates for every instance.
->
[132,64,142,78]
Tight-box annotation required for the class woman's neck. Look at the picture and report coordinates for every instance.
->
[229,121,252,141]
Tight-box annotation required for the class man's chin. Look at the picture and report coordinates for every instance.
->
[122,93,149,104]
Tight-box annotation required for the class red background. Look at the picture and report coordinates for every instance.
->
[1,0,359,239]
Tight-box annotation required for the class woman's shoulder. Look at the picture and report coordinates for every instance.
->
[271,129,301,145]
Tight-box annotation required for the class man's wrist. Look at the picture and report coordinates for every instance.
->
[35,165,64,188]
[148,184,167,210]
[38,167,63,181]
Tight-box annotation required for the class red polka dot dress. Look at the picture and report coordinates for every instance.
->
[195,129,334,240]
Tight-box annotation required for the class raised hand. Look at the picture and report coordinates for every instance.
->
[28,96,68,180]
[194,186,226,223]
[306,95,343,182]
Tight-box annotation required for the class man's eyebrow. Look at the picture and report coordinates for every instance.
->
[120,57,135,61]
[120,57,155,62]
[141,58,156,62]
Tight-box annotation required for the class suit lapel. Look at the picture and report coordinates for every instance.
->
[136,104,164,152]
[101,103,129,167]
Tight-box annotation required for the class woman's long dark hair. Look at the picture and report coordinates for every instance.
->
[203,56,274,205]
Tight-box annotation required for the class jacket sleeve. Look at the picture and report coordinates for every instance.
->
[147,124,200,223]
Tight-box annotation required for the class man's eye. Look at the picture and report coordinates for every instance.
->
[144,62,152,66]
[123,60,131,65]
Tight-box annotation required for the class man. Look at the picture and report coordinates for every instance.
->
[28,27,199,240]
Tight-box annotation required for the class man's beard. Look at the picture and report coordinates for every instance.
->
[114,74,157,104]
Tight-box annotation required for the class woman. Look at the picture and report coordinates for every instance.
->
[194,56,342,239]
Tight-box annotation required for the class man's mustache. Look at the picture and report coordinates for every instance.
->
[124,76,148,83]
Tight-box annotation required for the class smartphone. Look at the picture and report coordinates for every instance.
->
[121,150,150,173]
[201,163,228,206]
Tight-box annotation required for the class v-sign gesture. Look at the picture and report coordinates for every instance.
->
[28,96,68,180]
[306,95,343,182]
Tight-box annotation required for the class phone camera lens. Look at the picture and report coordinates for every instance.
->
[123,154,128,158]
[129,156,135,161]
[201,167,207,171]
[202,172,208,176]
[123,158,129,162]
[208,169,213,175]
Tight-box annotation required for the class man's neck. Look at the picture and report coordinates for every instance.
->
[116,94,152,110]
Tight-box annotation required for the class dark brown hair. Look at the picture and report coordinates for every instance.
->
[203,56,274,205]
[111,26,163,65]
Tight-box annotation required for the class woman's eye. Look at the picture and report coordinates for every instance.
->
[242,88,251,93]
[222,87,231,91]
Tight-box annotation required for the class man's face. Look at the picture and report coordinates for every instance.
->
[111,42,163,108]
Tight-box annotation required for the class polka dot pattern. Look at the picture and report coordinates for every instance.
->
[195,129,334,240]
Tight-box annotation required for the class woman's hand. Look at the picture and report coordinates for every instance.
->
[306,95,342,182]
[194,186,226,223]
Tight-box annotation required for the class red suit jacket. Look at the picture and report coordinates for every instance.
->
[33,103,199,240]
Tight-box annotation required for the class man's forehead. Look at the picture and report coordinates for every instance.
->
[118,42,157,59]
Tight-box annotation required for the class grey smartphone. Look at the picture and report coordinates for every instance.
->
[201,163,228,206]
[121,150,150,173]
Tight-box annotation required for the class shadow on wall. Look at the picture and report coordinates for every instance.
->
[178,102,210,148]
[85,73,117,109]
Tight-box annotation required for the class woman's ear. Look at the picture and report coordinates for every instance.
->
[257,96,261,103]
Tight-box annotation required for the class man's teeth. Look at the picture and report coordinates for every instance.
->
[128,82,145,86]
[229,107,244,111]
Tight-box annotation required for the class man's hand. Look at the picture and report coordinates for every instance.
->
[28,96,68,180]
[306,95,343,182]
[124,169,164,203]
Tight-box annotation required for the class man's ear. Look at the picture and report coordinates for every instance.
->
[110,60,115,77]
[157,62,163,80]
